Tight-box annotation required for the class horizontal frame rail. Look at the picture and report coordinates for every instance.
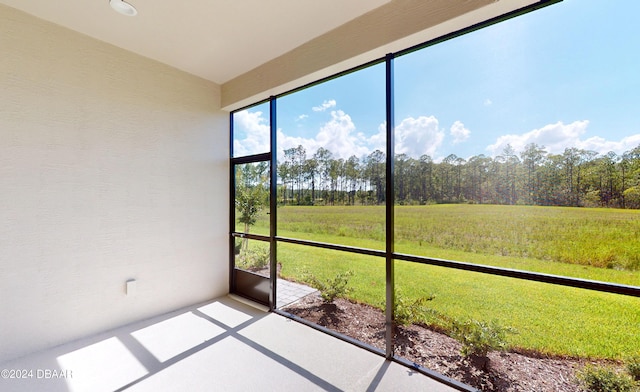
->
[274,236,640,297]
[231,232,269,242]
[276,236,386,258]
[395,253,640,298]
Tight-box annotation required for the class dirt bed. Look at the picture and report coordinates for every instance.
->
[283,295,602,392]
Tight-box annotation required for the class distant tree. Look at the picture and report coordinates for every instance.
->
[467,154,490,204]
[273,142,640,210]
[441,154,459,202]
[395,153,410,203]
[345,155,360,205]
[454,156,466,202]
[304,156,318,204]
[619,152,631,208]
[623,186,640,209]
[520,143,546,205]
[418,154,435,203]
[328,158,344,204]
[314,147,333,204]
[498,145,519,205]
[366,150,386,204]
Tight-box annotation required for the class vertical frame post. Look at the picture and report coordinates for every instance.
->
[269,96,278,311]
[229,112,236,294]
[385,53,395,359]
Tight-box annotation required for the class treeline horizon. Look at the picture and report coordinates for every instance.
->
[239,142,640,209]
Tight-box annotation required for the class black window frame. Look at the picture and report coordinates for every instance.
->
[229,1,640,390]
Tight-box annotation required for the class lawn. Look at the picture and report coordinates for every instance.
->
[240,204,640,359]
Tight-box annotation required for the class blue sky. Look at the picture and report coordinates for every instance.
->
[233,0,640,162]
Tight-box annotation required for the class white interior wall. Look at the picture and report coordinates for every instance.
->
[0,4,228,362]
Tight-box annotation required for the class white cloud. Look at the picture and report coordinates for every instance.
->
[317,110,370,159]
[394,116,445,158]
[297,114,308,121]
[579,134,640,155]
[278,110,370,160]
[450,121,470,144]
[276,130,318,160]
[484,98,493,106]
[486,120,640,156]
[486,120,588,156]
[232,110,270,156]
[312,99,337,112]
[368,123,386,153]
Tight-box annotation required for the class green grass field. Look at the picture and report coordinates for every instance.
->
[239,204,640,359]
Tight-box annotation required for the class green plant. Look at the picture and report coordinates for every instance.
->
[236,247,269,270]
[578,365,637,392]
[451,319,516,358]
[627,355,640,382]
[393,293,436,326]
[305,271,353,303]
[235,184,268,251]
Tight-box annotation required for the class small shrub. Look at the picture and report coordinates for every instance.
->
[451,319,516,358]
[305,271,353,303]
[393,293,436,326]
[236,247,269,270]
[627,355,640,382]
[578,365,637,392]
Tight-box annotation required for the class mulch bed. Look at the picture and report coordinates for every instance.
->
[282,294,604,392]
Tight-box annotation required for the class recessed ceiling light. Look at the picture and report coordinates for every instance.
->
[109,0,137,16]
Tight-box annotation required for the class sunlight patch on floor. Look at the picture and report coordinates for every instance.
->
[57,337,147,392]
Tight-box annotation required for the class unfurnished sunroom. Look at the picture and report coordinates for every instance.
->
[1,0,639,391]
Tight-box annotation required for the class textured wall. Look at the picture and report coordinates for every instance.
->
[0,4,228,362]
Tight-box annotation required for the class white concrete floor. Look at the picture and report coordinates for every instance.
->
[0,296,460,392]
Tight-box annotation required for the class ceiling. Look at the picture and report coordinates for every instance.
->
[2,0,548,108]
[0,0,389,84]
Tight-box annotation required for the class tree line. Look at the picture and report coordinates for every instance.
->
[239,143,640,209]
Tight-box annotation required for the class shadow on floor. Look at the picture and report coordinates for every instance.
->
[0,296,458,392]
